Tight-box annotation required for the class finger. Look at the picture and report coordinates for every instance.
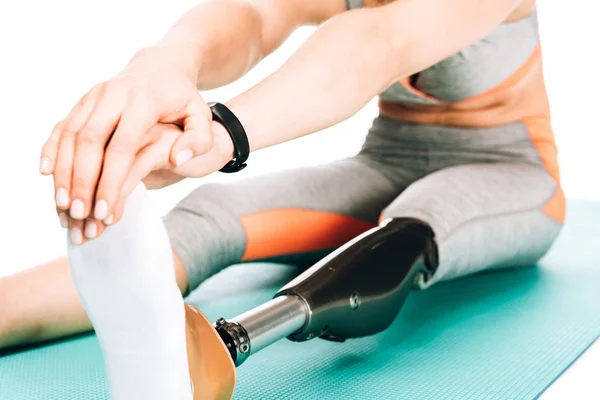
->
[106,125,181,226]
[123,125,182,196]
[68,217,86,246]
[169,98,213,167]
[64,88,101,138]
[57,209,69,229]
[94,102,157,221]
[51,89,102,208]
[40,122,64,176]
[70,94,125,220]
[140,122,163,147]
[40,86,100,175]
[41,88,99,175]
[104,197,125,227]
[53,128,77,210]
[83,218,106,240]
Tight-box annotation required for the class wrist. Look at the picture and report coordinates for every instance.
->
[211,120,235,166]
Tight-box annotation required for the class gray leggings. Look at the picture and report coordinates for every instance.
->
[164,116,564,293]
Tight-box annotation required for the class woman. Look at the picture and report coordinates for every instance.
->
[1,0,562,356]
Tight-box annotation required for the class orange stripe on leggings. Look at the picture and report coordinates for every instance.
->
[522,117,566,223]
[240,209,376,261]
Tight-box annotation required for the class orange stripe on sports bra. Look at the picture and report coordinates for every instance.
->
[378,45,551,128]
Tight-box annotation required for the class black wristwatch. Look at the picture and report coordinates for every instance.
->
[209,102,250,173]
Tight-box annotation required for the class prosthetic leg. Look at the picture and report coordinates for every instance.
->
[186,218,438,398]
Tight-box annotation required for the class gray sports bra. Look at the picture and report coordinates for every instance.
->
[345,0,540,104]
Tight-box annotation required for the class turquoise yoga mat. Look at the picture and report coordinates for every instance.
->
[1,201,599,399]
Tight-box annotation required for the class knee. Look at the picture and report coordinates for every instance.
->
[165,182,247,241]
[164,183,247,292]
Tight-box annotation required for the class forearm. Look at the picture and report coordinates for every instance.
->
[226,8,402,151]
[132,0,308,89]
[225,0,521,152]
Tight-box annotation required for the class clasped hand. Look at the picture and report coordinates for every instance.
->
[40,49,233,244]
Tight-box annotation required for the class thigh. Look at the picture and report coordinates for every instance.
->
[381,162,565,287]
[164,156,400,292]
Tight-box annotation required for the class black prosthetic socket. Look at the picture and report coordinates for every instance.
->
[212,217,439,366]
[275,217,439,342]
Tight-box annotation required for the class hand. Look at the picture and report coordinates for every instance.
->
[40,46,213,231]
[64,121,234,245]
[140,121,235,191]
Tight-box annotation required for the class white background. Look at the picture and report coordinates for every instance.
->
[0,0,598,398]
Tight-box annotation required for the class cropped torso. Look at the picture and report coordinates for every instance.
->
[346,0,550,128]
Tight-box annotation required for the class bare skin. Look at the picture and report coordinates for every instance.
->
[0,253,189,349]
[2,0,535,350]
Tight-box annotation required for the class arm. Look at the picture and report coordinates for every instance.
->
[223,0,524,151]
[40,0,345,244]
[135,0,347,89]
[3,1,347,349]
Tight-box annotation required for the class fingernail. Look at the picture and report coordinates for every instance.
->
[70,199,85,220]
[175,149,193,167]
[70,227,83,245]
[39,157,51,174]
[84,220,98,239]
[94,200,108,220]
[104,215,114,225]
[55,188,70,209]
[58,212,69,229]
